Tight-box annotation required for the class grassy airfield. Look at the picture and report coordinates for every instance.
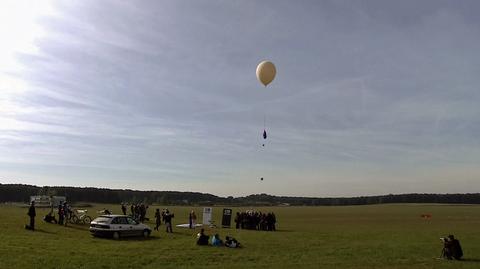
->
[0,203,479,269]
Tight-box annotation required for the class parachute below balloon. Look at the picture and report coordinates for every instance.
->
[256,61,276,87]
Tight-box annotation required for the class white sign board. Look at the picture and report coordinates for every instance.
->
[202,207,212,226]
[30,196,66,207]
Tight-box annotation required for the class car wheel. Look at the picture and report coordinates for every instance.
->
[143,229,150,238]
[83,216,92,225]
[112,231,120,240]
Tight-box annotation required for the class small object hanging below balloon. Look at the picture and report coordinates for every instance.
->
[262,129,267,147]
[260,177,264,181]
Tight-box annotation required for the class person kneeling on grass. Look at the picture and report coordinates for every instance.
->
[197,229,210,246]
[211,234,223,246]
[43,212,57,224]
[225,236,241,248]
[443,235,463,260]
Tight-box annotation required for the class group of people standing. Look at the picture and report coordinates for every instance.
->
[234,211,277,231]
[57,202,72,225]
[125,203,148,222]
[41,201,71,226]
[154,208,175,233]
[26,200,71,229]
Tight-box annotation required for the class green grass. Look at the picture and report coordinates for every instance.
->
[0,204,479,268]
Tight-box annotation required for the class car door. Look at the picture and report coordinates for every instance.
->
[126,217,141,236]
[115,217,131,236]
[109,217,122,234]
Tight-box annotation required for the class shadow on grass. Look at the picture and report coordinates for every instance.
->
[163,231,198,237]
[93,235,161,241]
[462,258,480,263]
[270,229,294,233]
[436,258,480,263]
[64,224,89,231]
[31,228,56,234]
[121,236,161,241]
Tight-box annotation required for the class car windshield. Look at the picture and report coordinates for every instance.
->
[93,217,112,223]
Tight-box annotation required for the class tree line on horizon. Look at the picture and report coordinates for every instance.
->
[1,183,480,206]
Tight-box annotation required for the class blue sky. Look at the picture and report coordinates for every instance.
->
[1,0,479,197]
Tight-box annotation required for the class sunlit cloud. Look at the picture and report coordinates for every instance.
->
[1,1,480,196]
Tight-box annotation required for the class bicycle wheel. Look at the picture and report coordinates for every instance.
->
[83,216,92,225]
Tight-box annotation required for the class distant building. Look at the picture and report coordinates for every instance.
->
[30,196,66,207]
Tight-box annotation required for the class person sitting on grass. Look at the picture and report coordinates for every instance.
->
[441,235,463,260]
[43,212,57,224]
[196,228,209,246]
[225,236,241,248]
[211,234,223,246]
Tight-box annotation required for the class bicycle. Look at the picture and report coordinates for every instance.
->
[70,209,93,225]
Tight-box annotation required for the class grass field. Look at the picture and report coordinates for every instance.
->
[0,203,479,269]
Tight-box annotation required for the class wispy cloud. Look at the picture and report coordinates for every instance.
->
[1,0,480,196]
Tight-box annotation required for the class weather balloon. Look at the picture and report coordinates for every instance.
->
[256,61,276,87]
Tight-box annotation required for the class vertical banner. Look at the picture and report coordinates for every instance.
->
[222,208,232,228]
[202,207,212,226]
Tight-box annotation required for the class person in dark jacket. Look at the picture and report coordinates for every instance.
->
[234,212,240,229]
[225,236,241,248]
[154,209,161,231]
[447,235,463,260]
[43,212,57,224]
[26,201,36,230]
[196,229,209,245]
[58,204,64,225]
[163,209,174,233]
[121,204,127,215]
[442,235,463,260]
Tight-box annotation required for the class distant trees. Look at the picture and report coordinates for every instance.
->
[1,183,480,205]
[0,184,39,203]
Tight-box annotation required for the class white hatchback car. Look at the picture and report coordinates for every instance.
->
[90,215,152,239]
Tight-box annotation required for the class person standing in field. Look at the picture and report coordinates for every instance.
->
[58,204,64,225]
[26,201,36,230]
[63,202,70,226]
[189,211,193,229]
[163,209,174,233]
[139,204,145,222]
[121,204,127,215]
[234,212,241,229]
[189,210,197,229]
[154,209,161,231]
